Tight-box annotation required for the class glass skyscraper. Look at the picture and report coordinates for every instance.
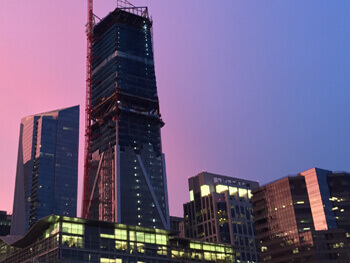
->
[11,106,79,235]
[83,6,170,229]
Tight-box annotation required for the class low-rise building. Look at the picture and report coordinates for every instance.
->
[0,215,235,263]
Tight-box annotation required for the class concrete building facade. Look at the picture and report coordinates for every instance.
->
[183,172,260,263]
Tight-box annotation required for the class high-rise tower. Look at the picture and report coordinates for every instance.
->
[83,3,170,230]
[11,106,79,235]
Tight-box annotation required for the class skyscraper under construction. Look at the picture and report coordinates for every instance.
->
[83,2,170,230]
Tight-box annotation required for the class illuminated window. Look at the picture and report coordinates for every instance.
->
[238,188,248,198]
[293,248,299,254]
[190,190,194,201]
[248,189,253,199]
[203,244,216,252]
[130,231,135,241]
[229,186,238,196]
[115,229,127,240]
[145,233,155,243]
[215,246,225,252]
[201,185,210,197]
[62,222,83,235]
[43,223,59,238]
[225,247,234,253]
[157,246,167,256]
[62,235,83,248]
[190,242,202,250]
[115,241,127,250]
[216,185,228,193]
[136,232,145,242]
[137,243,144,253]
[100,259,122,263]
[156,234,167,245]
[204,252,211,261]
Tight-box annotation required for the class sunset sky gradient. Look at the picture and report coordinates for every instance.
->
[1,0,350,217]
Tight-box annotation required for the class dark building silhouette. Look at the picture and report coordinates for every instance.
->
[169,216,184,237]
[0,211,11,236]
[11,106,79,235]
[252,169,350,263]
[183,172,260,263]
[83,4,170,229]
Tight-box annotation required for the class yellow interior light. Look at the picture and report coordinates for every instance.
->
[248,189,253,199]
[238,188,248,197]
[201,185,210,197]
[190,190,194,201]
[229,186,238,196]
[216,184,228,193]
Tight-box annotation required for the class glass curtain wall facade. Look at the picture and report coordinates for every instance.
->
[86,7,169,229]
[253,172,350,262]
[0,215,235,263]
[327,172,350,239]
[299,168,337,231]
[11,106,79,235]
[299,168,350,243]
[252,176,315,262]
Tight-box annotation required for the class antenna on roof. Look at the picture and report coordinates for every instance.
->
[117,0,136,9]
[116,0,149,19]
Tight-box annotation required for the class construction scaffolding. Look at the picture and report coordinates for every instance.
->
[82,1,169,229]
[82,0,94,219]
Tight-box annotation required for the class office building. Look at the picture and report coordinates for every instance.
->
[299,168,350,235]
[0,215,235,263]
[82,3,170,230]
[183,172,260,263]
[11,106,79,236]
[252,173,350,262]
[0,211,11,236]
[253,176,315,262]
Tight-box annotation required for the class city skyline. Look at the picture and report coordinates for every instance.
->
[1,0,350,217]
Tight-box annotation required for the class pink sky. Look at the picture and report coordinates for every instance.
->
[1,1,350,218]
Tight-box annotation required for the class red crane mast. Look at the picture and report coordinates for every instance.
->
[82,0,93,219]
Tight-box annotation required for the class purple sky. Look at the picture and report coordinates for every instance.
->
[1,1,350,217]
